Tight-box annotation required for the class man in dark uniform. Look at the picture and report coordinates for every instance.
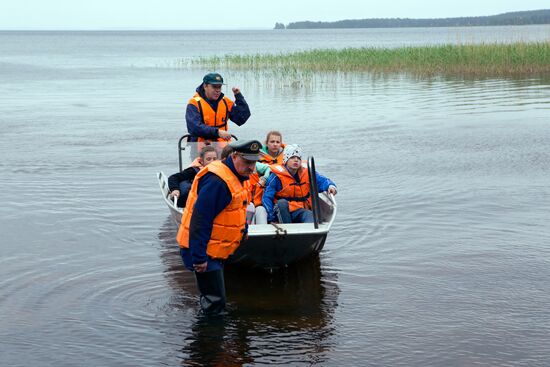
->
[176,139,262,315]
[186,73,251,142]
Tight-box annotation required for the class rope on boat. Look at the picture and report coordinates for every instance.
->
[270,223,287,240]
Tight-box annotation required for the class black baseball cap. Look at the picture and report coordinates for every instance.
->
[229,140,262,161]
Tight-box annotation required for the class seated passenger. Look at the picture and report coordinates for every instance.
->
[259,130,285,165]
[168,146,218,207]
[220,144,234,160]
[248,162,270,224]
[262,144,337,224]
[225,144,270,224]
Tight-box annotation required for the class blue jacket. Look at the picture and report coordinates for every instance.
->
[181,156,249,271]
[185,84,251,141]
[262,167,336,223]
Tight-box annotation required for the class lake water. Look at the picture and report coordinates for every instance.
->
[1,26,550,366]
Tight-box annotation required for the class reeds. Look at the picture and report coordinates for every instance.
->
[191,42,550,77]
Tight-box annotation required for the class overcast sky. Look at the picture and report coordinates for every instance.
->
[1,1,548,30]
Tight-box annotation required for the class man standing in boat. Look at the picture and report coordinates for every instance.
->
[176,139,262,315]
[186,72,251,142]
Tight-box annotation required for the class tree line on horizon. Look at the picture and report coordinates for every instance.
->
[273,9,550,29]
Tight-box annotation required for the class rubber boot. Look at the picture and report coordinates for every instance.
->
[194,269,226,316]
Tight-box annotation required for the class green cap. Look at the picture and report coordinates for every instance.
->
[203,73,225,85]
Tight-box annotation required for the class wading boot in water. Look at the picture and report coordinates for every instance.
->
[194,269,226,315]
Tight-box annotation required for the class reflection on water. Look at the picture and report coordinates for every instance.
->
[2,29,550,366]
[157,218,340,365]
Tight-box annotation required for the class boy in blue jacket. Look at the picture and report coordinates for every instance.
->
[262,144,337,224]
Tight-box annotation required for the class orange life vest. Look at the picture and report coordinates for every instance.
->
[242,178,253,204]
[176,161,248,260]
[270,164,311,212]
[188,93,234,143]
[259,144,285,165]
[189,157,202,168]
[247,172,264,207]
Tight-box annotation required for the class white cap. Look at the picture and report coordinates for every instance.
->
[283,144,303,164]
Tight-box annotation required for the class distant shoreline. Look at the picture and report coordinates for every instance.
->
[191,42,550,77]
[276,9,550,29]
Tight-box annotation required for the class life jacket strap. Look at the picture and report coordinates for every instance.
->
[275,192,310,202]
[197,98,229,128]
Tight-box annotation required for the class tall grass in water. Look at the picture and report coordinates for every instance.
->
[192,42,550,77]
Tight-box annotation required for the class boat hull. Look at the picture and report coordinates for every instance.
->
[158,171,336,270]
[229,230,328,269]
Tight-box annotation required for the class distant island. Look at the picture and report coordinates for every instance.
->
[274,9,550,29]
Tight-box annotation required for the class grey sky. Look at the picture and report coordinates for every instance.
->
[1,1,548,30]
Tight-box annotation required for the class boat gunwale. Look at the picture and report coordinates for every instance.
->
[157,171,336,236]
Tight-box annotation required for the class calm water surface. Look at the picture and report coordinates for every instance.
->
[1,27,550,366]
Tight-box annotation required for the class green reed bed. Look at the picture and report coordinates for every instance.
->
[193,42,550,76]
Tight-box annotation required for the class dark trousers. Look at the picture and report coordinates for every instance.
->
[177,181,192,207]
[194,269,226,315]
[275,198,314,223]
